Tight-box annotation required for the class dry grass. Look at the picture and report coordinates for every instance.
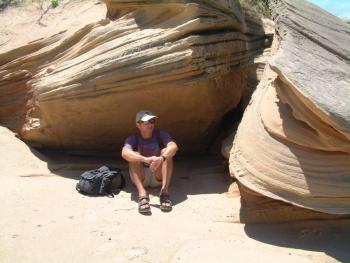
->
[0,0,23,10]
[239,0,271,18]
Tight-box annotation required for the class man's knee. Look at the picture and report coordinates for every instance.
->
[129,162,146,181]
[129,161,142,168]
[129,161,144,174]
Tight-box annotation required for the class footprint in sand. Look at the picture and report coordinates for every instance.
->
[95,242,117,253]
[84,209,97,222]
[125,247,148,260]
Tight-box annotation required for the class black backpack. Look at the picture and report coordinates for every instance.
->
[76,166,125,197]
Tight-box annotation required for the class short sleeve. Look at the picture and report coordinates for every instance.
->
[159,131,173,147]
[124,135,136,150]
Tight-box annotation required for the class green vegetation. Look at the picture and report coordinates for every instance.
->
[0,0,23,10]
[239,0,271,18]
[0,0,59,10]
[50,0,58,8]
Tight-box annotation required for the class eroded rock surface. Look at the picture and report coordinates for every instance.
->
[230,0,350,221]
[0,126,50,177]
[0,0,269,154]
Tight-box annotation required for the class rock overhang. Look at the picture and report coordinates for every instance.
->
[0,0,270,155]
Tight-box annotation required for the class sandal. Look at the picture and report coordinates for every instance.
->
[159,192,172,212]
[138,196,151,214]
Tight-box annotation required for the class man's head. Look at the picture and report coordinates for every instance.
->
[135,110,157,134]
[135,110,157,123]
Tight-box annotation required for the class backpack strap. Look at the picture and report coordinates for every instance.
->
[134,133,142,153]
[133,134,138,151]
[155,129,164,149]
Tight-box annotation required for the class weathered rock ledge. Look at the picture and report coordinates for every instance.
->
[229,0,350,222]
[0,0,270,154]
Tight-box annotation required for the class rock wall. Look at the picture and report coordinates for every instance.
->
[230,0,350,221]
[0,0,269,155]
[221,13,274,159]
[0,126,50,177]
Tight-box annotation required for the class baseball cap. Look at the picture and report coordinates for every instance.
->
[135,110,157,123]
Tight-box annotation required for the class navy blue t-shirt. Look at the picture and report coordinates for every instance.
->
[124,130,172,157]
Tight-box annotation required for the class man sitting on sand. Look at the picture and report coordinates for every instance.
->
[121,110,178,214]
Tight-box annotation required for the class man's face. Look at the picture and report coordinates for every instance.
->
[136,118,155,133]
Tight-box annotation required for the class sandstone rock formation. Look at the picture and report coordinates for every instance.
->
[221,8,274,160]
[0,126,50,177]
[0,0,269,154]
[229,0,350,222]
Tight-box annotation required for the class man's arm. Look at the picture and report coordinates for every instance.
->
[149,141,178,172]
[121,146,157,165]
[122,146,146,163]
[161,141,178,159]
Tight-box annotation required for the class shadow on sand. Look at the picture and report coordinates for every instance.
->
[244,219,350,262]
[33,149,231,208]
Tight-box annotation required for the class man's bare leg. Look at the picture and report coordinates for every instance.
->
[129,161,147,197]
[129,162,151,213]
[155,149,173,210]
[155,149,173,193]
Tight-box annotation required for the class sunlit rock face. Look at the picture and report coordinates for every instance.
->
[0,0,269,154]
[221,16,273,160]
[230,0,350,222]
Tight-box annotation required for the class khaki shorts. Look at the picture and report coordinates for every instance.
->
[142,167,162,188]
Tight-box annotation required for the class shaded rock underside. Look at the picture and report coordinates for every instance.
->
[0,0,270,154]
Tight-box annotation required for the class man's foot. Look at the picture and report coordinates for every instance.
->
[138,196,151,214]
[159,192,172,212]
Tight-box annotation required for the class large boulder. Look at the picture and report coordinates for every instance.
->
[229,0,350,222]
[0,126,50,177]
[0,0,269,155]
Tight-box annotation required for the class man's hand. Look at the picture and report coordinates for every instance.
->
[149,156,163,172]
[142,156,152,165]
[144,156,162,172]
[143,156,158,165]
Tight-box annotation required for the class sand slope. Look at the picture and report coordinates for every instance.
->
[0,127,349,262]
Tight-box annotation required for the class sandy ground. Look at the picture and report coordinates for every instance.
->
[1,2,350,262]
[1,126,350,263]
[0,0,106,53]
